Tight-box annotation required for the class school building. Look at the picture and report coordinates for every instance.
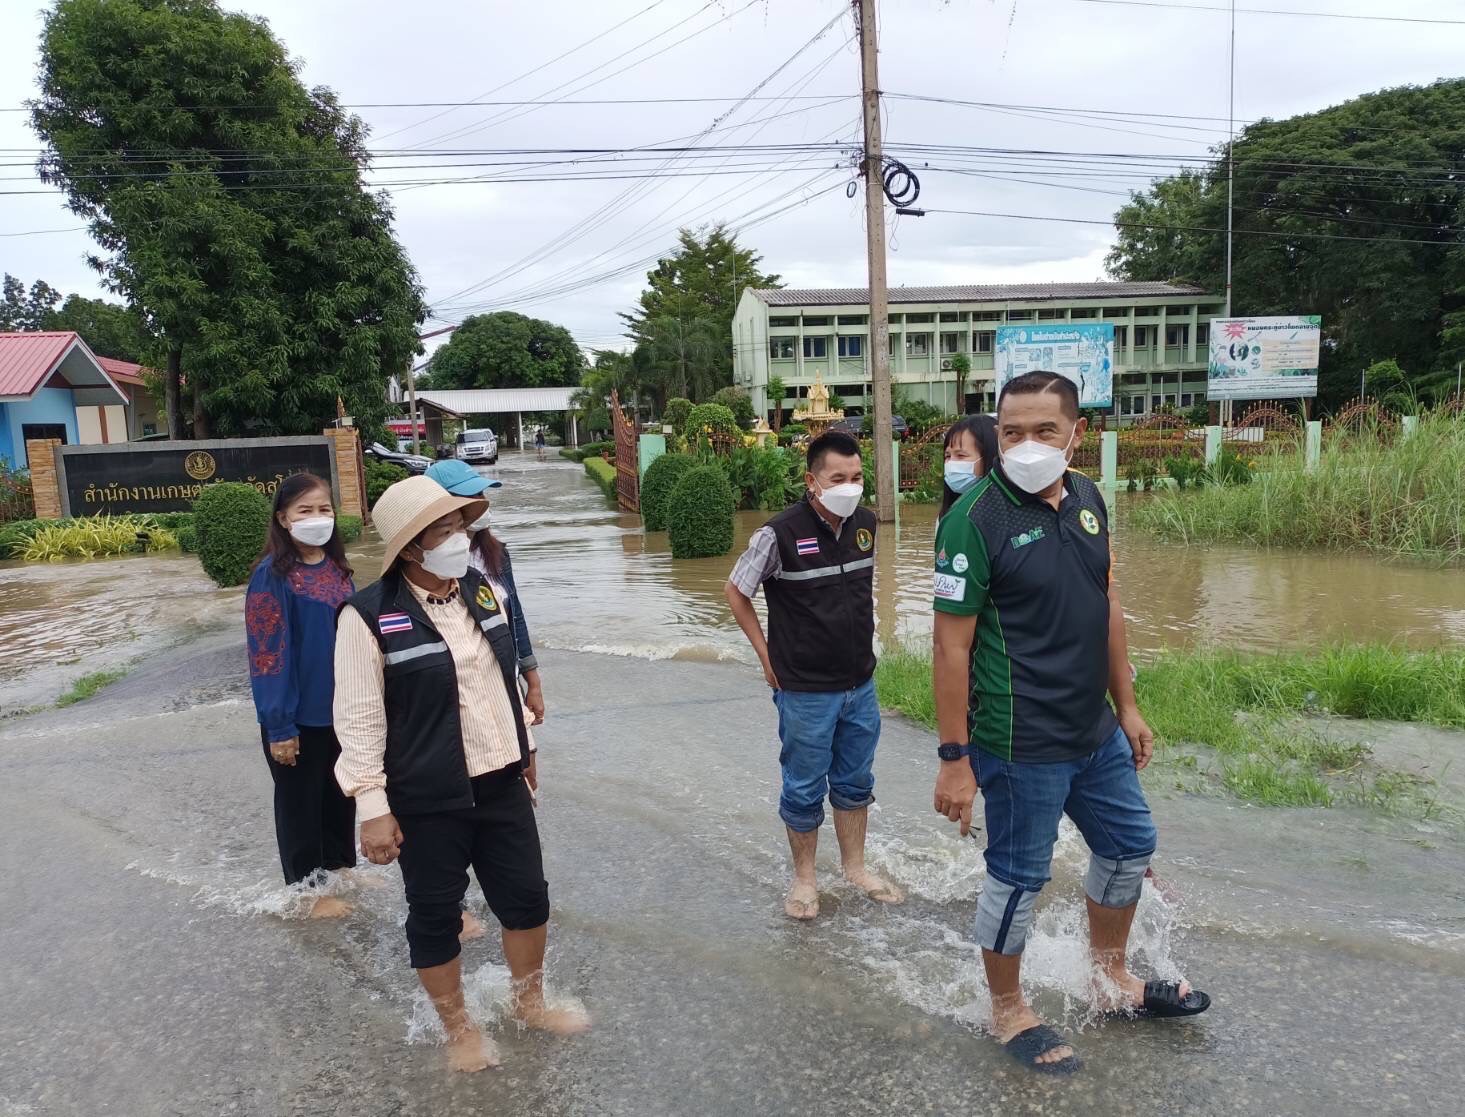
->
[731,281,1227,422]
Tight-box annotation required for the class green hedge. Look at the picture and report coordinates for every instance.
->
[194,483,272,587]
[641,453,698,531]
[584,455,617,501]
[365,459,409,507]
[663,397,693,433]
[336,514,363,543]
[684,402,739,443]
[177,524,198,554]
[559,447,585,462]
[667,463,735,559]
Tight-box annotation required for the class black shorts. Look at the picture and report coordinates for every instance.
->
[395,766,548,969]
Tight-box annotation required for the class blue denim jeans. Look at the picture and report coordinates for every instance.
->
[973,725,1157,955]
[772,678,880,832]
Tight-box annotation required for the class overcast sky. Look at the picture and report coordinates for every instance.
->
[3,0,1462,359]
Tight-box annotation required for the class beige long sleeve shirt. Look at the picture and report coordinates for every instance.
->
[333,579,525,821]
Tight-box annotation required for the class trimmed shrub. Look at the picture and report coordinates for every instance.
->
[581,440,615,459]
[559,447,586,462]
[667,463,735,559]
[336,514,363,543]
[684,402,739,443]
[194,482,272,587]
[663,397,693,433]
[711,386,756,430]
[148,512,195,531]
[641,453,697,531]
[365,459,409,507]
[584,455,617,500]
[177,524,198,554]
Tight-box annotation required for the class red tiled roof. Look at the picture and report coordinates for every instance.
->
[0,331,79,398]
[96,355,149,385]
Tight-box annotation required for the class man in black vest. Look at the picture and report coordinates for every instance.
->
[725,430,904,920]
[333,476,588,1073]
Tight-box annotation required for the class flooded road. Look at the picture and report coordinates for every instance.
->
[2,451,1463,1115]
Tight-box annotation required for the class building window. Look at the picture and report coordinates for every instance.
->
[1114,326,1128,350]
[1169,305,1195,318]
[1036,309,1063,321]
[22,423,68,445]
[1197,323,1210,346]
[974,311,1002,321]
[770,338,795,359]
[1166,325,1189,347]
[1006,310,1033,322]
[1134,306,1159,317]
[837,335,863,358]
[939,311,961,322]
[837,314,868,325]
[1071,308,1097,319]
[769,316,797,327]
[905,313,934,324]
[939,332,963,355]
[803,316,830,327]
[1133,326,1150,347]
[973,331,994,354]
[888,334,899,356]
[1120,395,1146,416]
[1180,392,1197,408]
[803,336,828,359]
[905,333,931,357]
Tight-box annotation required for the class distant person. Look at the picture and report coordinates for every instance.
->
[245,472,356,917]
[940,413,999,518]
[334,475,587,1073]
[724,430,903,920]
[930,371,1209,1075]
[534,427,547,461]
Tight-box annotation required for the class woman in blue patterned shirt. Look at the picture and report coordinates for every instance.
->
[246,472,357,915]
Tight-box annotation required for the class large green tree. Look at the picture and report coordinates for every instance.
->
[1107,79,1465,408]
[428,311,583,390]
[623,226,780,405]
[31,0,425,438]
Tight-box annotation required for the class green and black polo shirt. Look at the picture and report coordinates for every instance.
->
[933,466,1119,763]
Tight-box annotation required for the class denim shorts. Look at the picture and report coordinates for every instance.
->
[772,678,880,832]
[973,725,1157,953]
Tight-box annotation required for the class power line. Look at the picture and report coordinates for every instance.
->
[0,225,87,237]
[1061,0,1465,25]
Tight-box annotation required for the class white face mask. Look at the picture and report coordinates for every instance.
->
[814,481,863,520]
[416,532,471,580]
[943,460,980,495]
[466,509,491,533]
[1001,428,1077,494]
[288,516,335,547]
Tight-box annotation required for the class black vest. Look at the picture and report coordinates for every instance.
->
[341,568,530,816]
[763,497,877,692]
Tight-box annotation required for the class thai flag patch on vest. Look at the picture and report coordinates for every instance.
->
[795,537,820,556]
[378,612,412,635]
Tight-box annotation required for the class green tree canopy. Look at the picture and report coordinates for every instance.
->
[429,311,584,390]
[2,273,154,363]
[31,0,425,437]
[1106,79,1465,409]
[623,226,780,404]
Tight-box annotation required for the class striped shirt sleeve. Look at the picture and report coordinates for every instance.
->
[332,605,391,822]
[727,526,780,598]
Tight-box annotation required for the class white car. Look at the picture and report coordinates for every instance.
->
[455,427,498,465]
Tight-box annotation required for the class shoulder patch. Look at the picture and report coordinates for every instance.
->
[1079,508,1101,535]
[855,527,873,553]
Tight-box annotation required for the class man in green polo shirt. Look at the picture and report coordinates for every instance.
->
[930,371,1210,1074]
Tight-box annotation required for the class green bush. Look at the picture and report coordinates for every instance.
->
[641,453,698,531]
[1124,458,1160,492]
[667,463,735,559]
[1205,446,1253,486]
[1164,455,1205,490]
[710,387,756,430]
[177,524,198,554]
[580,440,615,459]
[559,447,586,462]
[717,444,803,511]
[365,459,409,507]
[22,515,178,561]
[0,517,49,557]
[683,402,740,444]
[584,455,617,500]
[193,482,272,587]
[663,397,693,433]
[336,514,363,543]
[777,423,809,447]
[148,512,195,531]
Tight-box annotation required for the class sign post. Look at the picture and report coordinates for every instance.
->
[994,322,1114,409]
[1207,316,1321,404]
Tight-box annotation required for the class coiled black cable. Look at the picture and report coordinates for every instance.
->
[881,157,920,206]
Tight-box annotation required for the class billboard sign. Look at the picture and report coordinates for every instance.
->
[995,323,1114,409]
[1207,315,1321,400]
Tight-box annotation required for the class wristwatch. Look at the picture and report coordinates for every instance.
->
[937,742,970,761]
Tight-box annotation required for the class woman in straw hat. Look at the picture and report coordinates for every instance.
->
[333,475,588,1073]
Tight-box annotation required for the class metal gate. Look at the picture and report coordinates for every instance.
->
[610,390,639,513]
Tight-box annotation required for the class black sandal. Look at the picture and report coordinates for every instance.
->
[1003,1024,1082,1075]
[1129,980,1211,1018]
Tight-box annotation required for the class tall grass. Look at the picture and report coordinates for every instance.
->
[21,516,179,562]
[1131,413,1465,561]
[875,643,1465,815]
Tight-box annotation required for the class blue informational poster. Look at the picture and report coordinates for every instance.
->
[995,323,1115,409]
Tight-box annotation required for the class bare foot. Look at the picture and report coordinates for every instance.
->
[445,1026,500,1073]
[992,1000,1074,1067]
[459,910,487,942]
[784,879,819,921]
[307,895,353,919]
[515,1004,592,1036]
[844,868,905,904]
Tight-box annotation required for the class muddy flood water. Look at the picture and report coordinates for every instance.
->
[2,451,1464,1116]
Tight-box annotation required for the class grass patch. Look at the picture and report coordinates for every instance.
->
[23,516,178,562]
[1130,413,1465,561]
[56,667,128,707]
[875,642,1465,816]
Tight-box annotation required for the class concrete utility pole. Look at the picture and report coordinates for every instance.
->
[405,362,422,456]
[856,0,895,523]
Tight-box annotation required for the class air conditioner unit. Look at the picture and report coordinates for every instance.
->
[939,358,954,372]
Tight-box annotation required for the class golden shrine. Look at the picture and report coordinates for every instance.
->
[792,372,844,435]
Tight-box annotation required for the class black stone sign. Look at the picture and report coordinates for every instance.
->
[61,439,335,515]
